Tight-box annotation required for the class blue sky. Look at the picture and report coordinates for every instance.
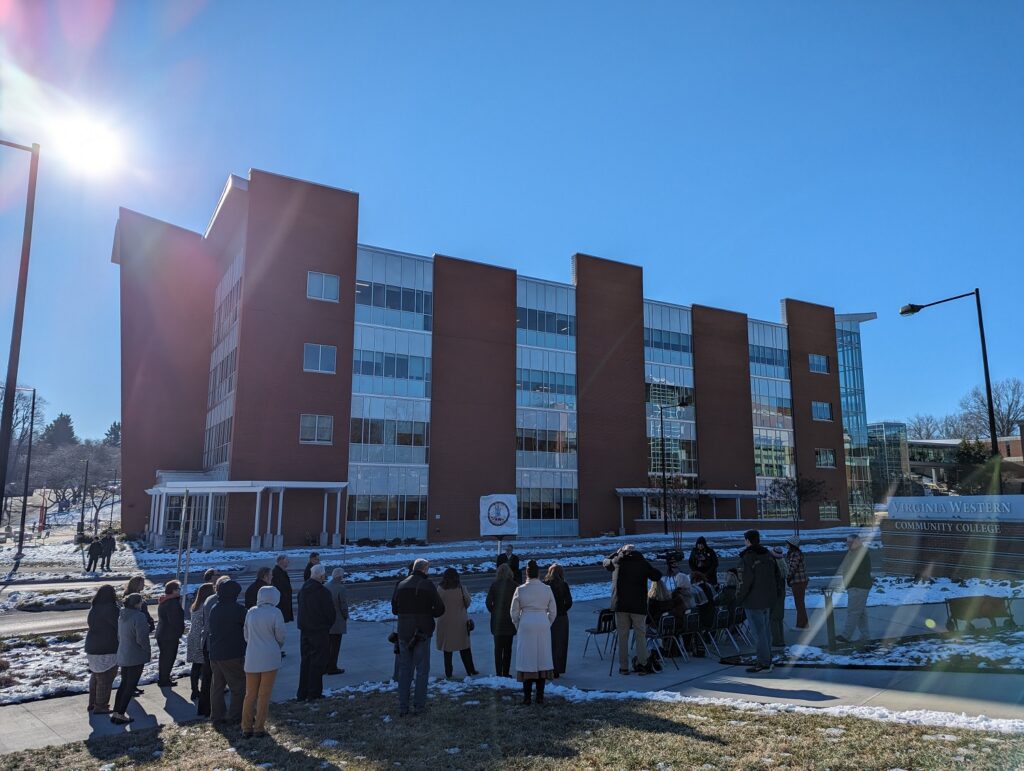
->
[0,1,1022,438]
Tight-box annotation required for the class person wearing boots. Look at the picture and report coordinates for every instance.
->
[485,563,517,677]
[296,563,336,700]
[510,560,557,704]
[436,568,478,678]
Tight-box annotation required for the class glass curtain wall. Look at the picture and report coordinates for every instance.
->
[515,278,579,536]
[836,319,873,523]
[749,320,796,519]
[204,251,244,470]
[348,247,432,541]
[644,302,698,520]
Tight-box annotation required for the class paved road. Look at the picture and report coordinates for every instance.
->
[0,552,847,638]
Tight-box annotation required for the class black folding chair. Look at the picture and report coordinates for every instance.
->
[649,614,683,669]
[675,610,700,659]
[583,608,616,660]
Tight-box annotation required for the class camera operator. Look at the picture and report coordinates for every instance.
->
[603,545,662,675]
[391,558,445,716]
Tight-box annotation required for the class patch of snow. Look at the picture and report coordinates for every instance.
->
[320,739,339,747]
[786,575,1024,610]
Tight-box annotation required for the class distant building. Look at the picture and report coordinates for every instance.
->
[908,434,1024,488]
[868,421,910,501]
[111,169,876,548]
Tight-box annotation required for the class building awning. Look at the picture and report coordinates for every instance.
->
[614,487,760,499]
[146,480,347,495]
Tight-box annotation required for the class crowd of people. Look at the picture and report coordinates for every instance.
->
[83,533,872,726]
[85,551,350,737]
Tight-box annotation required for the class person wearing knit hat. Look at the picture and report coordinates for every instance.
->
[786,538,809,629]
[770,546,789,649]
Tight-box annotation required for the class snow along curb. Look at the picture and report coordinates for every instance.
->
[325,676,1024,734]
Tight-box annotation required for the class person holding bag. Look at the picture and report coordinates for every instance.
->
[436,568,478,678]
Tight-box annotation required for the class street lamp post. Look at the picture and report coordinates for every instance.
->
[655,390,694,536]
[900,288,1000,483]
[0,140,40,531]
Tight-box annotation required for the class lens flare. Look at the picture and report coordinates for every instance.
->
[49,112,123,177]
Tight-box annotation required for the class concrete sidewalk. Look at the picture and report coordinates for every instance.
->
[1,596,1021,755]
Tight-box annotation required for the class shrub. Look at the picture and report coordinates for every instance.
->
[386,538,402,548]
[52,632,83,644]
[0,657,10,671]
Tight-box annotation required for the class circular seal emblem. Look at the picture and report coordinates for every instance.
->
[487,500,511,527]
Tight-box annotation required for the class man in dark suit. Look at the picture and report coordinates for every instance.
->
[495,544,522,584]
[296,564,336,700]
[271,555,294,623]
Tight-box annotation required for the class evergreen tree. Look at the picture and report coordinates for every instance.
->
[103,421,121,447]
[41,413,79,448]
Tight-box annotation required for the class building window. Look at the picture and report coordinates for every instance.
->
[307,271,341,302]
[811,401,834,421]
[815,448,837,468]
[819,501,839,520]
[809,354,830,374]
[300,414,334,444]
[304,343,337,374]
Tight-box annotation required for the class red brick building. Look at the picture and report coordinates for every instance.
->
[111,170,874,548]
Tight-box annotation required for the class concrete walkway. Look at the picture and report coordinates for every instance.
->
[1,595,1022,755]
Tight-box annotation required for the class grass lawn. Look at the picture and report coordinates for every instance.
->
[1,686,1021,770]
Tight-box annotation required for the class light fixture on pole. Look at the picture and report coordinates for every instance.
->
[0,139,40,532]
[899,288,1000,488]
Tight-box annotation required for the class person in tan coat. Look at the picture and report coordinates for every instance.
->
[435,568,478,678]
[510,560,557,705]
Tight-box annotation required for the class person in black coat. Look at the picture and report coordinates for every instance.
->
[296,564,336,701]
[245,567,272,610]
[302,552,321,583]
[86,538,103,572]
[603,545,662,675]
[391,558,445,716]
[207,579,247,724]
[485,564,517,677]
[155,580,185,686]
[688,537,720,587]
[496,544,522,584]
[544,563,573,677]
[85,585,119,714]
[271,555,294,623]
[100,532,116,571]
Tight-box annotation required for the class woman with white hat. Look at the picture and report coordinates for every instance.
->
[785,536,809,629]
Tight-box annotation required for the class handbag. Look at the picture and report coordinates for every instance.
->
[466,619,475,633]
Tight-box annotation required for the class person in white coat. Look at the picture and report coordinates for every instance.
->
[241,585,285,737]
[510,559,557,705]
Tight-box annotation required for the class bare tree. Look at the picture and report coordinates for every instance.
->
[958,378,1024,438]
[765,475,827,536]
[30,444,90,522]
[940,412,977,440]
[83,442,121,533]
[906,413,941,440]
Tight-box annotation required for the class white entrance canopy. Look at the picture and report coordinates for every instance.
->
[613,487,760,534]
[145,480,348,550]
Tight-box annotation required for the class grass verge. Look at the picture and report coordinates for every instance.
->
[1,685,1023,770]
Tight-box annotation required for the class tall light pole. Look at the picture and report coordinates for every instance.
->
[78,458,90,537]
[654,388,693,535]
[900,289,1000,489]
[0,139,40,529]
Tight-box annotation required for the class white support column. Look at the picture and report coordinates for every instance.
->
[251,489,263,551]
[618,495,625,536]
[735,497,740,519]
[202,492,215,548]
[273,488,284,550]
[263,492,275,550]
[712,497,717,519]
[331,489,343,546]
[146,495,155,542]
[155,494,167,548]
[319,491,329,546]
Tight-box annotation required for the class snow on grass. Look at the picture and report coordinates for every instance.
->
[789,630,1024,670]
[789,575,1024,609]
[0,631,190,706]
[323,675,1024,734]
[3,526,877,576]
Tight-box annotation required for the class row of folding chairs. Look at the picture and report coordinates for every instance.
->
[583,606,753,675]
